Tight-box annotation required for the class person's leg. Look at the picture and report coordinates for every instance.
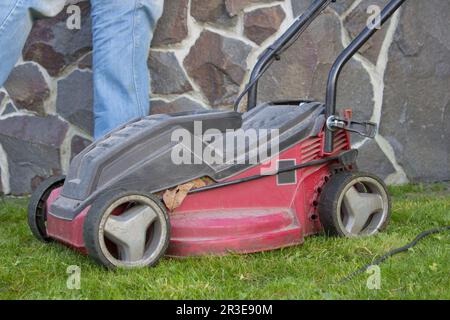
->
[0,1,33,86]
[91,0,164,139]
[0,0,65,86]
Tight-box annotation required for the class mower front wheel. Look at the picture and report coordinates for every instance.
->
[28,176,66,242]
[83,190,171,269]
[318,171,391,237]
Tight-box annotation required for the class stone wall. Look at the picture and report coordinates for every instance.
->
[0,0,449,195]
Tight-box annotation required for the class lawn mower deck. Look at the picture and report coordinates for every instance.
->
[44,102,347,257]
[28,0,406,269]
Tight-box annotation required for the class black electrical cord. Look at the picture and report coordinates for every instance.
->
[340,225,450,283]
[189,149,359,194]
[189,155,338,194]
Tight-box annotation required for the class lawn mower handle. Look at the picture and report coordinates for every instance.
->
[324,0,408,153]
[242,0,408,152]
[244,0,335,110]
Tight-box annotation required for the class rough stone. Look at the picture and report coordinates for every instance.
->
[191,0,236,27]
[292,0,391,65]
[23,2,92,77]
[380,0,450,182]
[0,115,68,195]
[356,140,396,180]
[56,70,93,135]
[2,103,17,116]
[0,92,4,107]
[4,63,50,115]
[148,51,193,95]
[0,146,3,194]
[150,97,205,115]
[331,0,357,15]
[153,0,189,46]
[258,10,374,121]
[343,0,389,65]
[225,0,276,16]
[184,30,252,107]
[244,6,286,45]
[71,135,92,161]
[78,52,92,70]
[292,0,356,16]
[291,0,314,16]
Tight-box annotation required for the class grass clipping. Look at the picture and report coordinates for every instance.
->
[163,178,210,211]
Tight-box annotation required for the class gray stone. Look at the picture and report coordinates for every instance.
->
[4,63,50,115]
[184,31,252,108]
[0,166,4,194]
[78,52,92,70]
[56,70,93,135]
[191,0,237,27]
[0,151,3,193]
[343,0,389,65]
[291,0,314,16]
[357,140,396,180]
[153,0,189,46]
[0,92,4,107]
[71,135,92,161]
[148,51,193,95]
[225,0,275,16]
[0,115,68,195]
[292,0,357,16]
[244,6,286,45]
[258,10,374,122]
[150,97,205,115]
[2,103,17,116]
[380,0,450,182]
[331,0,358,15]
[23,2,92,77]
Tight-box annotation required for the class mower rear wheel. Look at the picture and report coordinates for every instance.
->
[318,172,391,237]
[28,176,65,242]
[83,190,170,269]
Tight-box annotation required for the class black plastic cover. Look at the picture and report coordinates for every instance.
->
[51,101,325,220]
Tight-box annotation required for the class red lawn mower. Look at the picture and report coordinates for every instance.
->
[28,0,407,269]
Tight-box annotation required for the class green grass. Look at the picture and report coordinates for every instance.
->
[0,184,449,300]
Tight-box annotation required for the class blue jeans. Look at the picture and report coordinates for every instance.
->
[0,0,164,139]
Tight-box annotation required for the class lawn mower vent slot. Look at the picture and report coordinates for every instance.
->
[333,130,350,152]
[300,137,322,162]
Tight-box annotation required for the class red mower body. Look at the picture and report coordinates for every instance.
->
[46,128,350,257]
